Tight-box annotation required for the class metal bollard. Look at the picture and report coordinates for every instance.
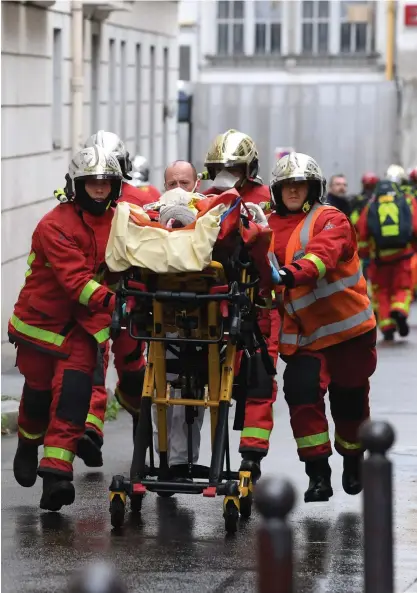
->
[359,420,396,593]
[255,476,297,593]
[67,561,128,593]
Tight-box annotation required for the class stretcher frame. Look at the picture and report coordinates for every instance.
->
[108,252,260,534]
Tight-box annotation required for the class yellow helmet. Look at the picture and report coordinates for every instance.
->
[204,129,259,180]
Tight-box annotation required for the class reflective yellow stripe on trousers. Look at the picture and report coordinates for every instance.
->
[296,431,330,449]
[43,446,74,463]
[241,427,271,441]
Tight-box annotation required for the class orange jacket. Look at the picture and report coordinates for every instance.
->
[357,195,417,264]
[269,204,375,355]
[9,202,116,357]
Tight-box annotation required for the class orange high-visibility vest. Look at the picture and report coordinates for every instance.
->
[271,204,375,355]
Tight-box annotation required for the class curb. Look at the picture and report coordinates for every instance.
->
[1,398,20,435]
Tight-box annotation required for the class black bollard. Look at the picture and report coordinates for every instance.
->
[359,420,396,593]
[67,561,128,593]
[255,476,297,593]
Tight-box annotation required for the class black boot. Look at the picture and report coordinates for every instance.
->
[239,452,263,484]
[40,474,75,512]
[342,455,363,495]
[77,429,103,467]
[304,459,333,503]
[382,328,395,341]
[391,311,409,337]
[13,440,39,487]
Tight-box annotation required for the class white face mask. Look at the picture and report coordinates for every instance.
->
[213,170,239,191]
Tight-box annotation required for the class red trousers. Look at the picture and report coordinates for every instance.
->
[282,329,377,461]
[16,326,98,478]
[369,258,412,334]
[86,331,146,436]
[238,309,279,457]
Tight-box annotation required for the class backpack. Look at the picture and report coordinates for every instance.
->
[367,181,413,249]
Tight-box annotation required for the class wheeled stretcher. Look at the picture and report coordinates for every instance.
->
[106,191,275,533]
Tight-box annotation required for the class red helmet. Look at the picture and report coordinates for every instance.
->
[361,172,379,187]
[409,167,417,183]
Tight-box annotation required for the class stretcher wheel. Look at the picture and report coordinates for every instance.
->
[130,494,144,513]
[110,493,126,529]
[223,499,239,534]
[239,492,253,519]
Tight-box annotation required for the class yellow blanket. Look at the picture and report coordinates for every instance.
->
[105,202,228,273]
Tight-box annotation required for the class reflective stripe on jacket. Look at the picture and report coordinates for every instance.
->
[275,204,375,354]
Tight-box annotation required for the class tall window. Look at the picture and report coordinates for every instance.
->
[301,1,330,54]
[255,0,282,54]
[340,1,373,53]
[217,0,244,55]
[135,44,141,154]
[120,40,126,139]
[108,39,116,128]
[52,28,62,149]
[91,33,100,133]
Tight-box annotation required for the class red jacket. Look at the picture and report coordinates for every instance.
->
[9,202,116,357]
[121,183,160,207]
[268,206,357,286]
[357,195,417,264]
[204,181,271,213]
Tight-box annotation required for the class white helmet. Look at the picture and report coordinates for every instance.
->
[84,130,132,179]
[130,155,150,186]
[385,164,406,184]
[270,152,326,211]
[66,145,123,214]
[69,145,122,183]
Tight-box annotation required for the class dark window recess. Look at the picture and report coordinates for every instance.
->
[218,0,229,19]
[271,23,281,53]
[302,22,313,52]
[217,23,229,54]
[303,1,314,19]
[233,23,244,53]
[255,23,266,54]
[340,22,351,52]
[318,22,328,53]
[356,23,367,51]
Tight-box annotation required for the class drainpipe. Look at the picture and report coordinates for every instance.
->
[71,1,84,154]
[385,0,395,81]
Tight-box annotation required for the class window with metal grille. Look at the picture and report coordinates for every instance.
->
[340,1,374,53]
[301,0,330,54]
[255,0,282,55]
[216,0,245,55]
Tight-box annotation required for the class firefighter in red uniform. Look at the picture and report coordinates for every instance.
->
[75,132,150,464]
[268,152,377,502]
[9,145,123,511]
[203,129,278,479]
[357,173,417,341]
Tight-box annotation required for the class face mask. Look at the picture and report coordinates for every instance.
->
[212,170,239,191]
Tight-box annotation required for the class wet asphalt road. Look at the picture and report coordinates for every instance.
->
[2,308,417,593]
